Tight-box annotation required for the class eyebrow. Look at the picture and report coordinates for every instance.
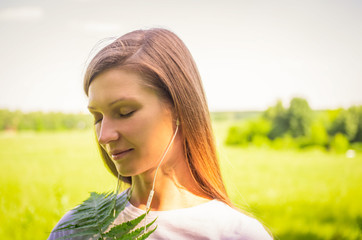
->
[87,97,134,110]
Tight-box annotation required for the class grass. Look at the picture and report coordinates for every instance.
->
[220,147,362,239]
[0,130,115,239]
[0,125,361,239]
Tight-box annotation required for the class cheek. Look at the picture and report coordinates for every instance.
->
[130,118,155,146]
[136,115,173,156]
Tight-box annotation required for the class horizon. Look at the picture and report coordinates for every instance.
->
[1,102,359,114]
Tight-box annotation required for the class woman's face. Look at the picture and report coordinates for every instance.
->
[88,68,176,177]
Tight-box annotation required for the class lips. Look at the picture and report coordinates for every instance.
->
[110,149,133,160]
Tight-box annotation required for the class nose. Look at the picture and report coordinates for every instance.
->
[97,117,120,145]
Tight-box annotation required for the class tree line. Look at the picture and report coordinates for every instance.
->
[225,98,362,152]
[0,109,93,131]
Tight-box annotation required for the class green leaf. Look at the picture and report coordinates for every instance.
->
[103,212,156,239]
[53,191,128,239]
[116,219,157,240]
[52,191,156,240]
[135,227,157,240]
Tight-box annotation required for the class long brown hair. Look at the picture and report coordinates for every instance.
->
[84,28,231,206]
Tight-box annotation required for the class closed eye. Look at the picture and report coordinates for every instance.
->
[120,110,135,118]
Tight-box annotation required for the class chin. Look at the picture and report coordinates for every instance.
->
[115,165,138,177]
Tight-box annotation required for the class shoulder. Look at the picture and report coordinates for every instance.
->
[197,200,273,239]
[147,200,272,240]
[47,209,80,240]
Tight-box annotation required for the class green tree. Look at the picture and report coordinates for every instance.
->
[286,97,313,138]
[225,118,272,146]
[0,109,12,130]
[328,107,359,141]
[350,106,362,142]
[264,100,289,139]
[0,109,93,131]
[225,124,249,146]
[330,133,349,153]
[308,121,329,147]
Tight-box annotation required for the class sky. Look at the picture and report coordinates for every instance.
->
[0,0,361,113]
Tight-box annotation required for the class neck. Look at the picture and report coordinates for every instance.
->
[129,155,210,211]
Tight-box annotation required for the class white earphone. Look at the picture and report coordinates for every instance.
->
[143,118,180,232]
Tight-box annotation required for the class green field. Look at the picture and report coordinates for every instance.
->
[0,124,361,239]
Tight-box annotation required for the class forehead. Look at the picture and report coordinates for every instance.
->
[88,68,154,106]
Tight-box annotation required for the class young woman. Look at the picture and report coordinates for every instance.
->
[49,28,272,239]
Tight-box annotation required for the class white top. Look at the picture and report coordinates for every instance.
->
[48,192,272,240]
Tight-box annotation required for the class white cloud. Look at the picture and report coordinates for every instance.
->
[0,7,44,22]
